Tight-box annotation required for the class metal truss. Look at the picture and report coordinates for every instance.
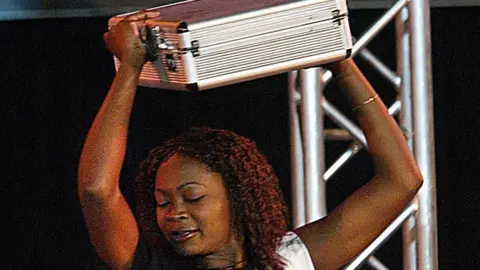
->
[288,0,438,269]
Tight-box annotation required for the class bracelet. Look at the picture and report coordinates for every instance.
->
[352,94,379,111]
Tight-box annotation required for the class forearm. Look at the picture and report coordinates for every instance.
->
[330,59,422,190]
[78,64,141,196]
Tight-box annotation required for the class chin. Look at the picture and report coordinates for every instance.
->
[171,242,207,257]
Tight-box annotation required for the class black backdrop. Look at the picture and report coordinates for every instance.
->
[2,7,479,269]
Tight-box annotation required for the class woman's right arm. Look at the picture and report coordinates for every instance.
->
[77,11,159,269]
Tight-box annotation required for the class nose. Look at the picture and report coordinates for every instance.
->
[165,201,189,221]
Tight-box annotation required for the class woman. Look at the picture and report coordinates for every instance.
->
[78,11,423,269]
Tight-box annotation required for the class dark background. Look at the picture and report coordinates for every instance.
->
[2,6,479,270]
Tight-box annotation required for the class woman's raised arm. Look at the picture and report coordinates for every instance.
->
[295,58,423,269]
[77,11,159,269]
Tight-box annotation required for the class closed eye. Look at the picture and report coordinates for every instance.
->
[157,201,170,208]
[185,195,206,203]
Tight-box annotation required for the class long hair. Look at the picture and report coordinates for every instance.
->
[135,127,288,269]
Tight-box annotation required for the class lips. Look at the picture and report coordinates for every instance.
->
[167,229,199,243]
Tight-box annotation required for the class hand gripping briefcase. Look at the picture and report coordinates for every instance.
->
[108,0,353,91]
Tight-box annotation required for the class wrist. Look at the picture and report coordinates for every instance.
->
[119,62,143,77]
[325,58,354,77]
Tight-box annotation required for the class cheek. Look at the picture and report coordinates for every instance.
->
[200,200,233,234]
[156,208,166,229]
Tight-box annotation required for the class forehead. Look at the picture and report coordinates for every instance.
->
[155,153,223,189]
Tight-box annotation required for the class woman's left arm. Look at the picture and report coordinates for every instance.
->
[294,58,423,269]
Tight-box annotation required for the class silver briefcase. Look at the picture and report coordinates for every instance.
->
[109,0,353,91]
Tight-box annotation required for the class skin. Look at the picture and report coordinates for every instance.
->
[78,10,423,270]
[154,154,245,268]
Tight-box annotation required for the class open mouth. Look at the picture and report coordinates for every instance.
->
[168,229,199,243]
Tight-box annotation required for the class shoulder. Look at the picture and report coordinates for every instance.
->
[275,232,315,270]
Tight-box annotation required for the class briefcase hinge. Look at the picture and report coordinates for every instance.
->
[180,40,200,57]
[190,40,200,57]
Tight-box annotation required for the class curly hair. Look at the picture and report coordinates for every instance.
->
[135,126,289,269]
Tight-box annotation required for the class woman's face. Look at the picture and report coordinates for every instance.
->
[155,153,241,257]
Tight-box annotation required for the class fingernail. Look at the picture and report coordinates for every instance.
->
[131,22,139,36]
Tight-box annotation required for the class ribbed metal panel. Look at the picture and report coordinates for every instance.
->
[195,20,347,79]
[137,34,189,85]
[189,0,339,47]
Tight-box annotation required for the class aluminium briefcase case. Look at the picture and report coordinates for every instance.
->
[109,0,353,91]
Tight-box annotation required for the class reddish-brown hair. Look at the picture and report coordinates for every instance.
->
[136,127,288,269]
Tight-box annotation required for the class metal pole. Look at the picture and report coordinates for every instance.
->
[299,68,327,222]
[395,6,417,270]
[359,48,402,89]
[323,100,401,182]
[324,142,362,182]
[368,256,390,270]
[353,0,409,56]
[323,98,368,148]
[343,203,417,270]
[409,0,439,269]
[288,71,306,228]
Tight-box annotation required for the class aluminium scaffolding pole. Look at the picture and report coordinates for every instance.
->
[289,68,328,228]
[396,6,418,270]
[288,0,438,268]
[299,68,328,223]
[409,0,439,269]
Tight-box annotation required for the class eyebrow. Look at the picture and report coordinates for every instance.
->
[155,181,204,192]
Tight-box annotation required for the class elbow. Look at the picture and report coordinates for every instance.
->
[77,165,119,201]
[78,176,118,202]
[399,169,424,200]
[409,166,424,192]
[382,167,423,202]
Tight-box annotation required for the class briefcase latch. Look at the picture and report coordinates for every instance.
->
[141,25,175,62]
[151,26,175,51]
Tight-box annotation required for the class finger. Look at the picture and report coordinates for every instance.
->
[103,32,111,44]
[134,10,161,20]
[125,11,160,21]
[103,32,114,52]
[143,11,161,19]
[130,22,140,37]
[117,18,139,34]
[119,19,144,36]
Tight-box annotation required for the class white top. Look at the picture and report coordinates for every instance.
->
[276,232,315,270]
